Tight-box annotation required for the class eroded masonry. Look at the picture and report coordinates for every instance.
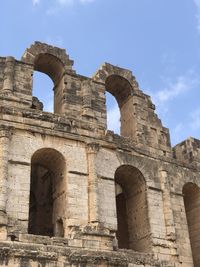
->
[0,42,199,267]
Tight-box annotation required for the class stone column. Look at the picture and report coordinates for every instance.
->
[2,57,15,92]
[87,143,99,223]
[82,80,94,118]
[160,170,176,241]
[0,126,12,240]
[0,127,11,215]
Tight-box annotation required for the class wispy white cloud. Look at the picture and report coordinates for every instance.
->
[170,122,184,145]
[106,71,200,138]
[32,0,40,6]
[56,0,74,6]
[58,0,95,4]
[173,123,183,135]
[107,105,120,134]
[46,0,95,14]
[155,76,196,103]
[193,0,200,32]
[46,99,54,112]
[44,91,54,112]
[80,0,94,3]
[190,108,200,130]
[147,71,200,145]
[46,36,64,47]
[150,71,200,114]
[46,7,59,15]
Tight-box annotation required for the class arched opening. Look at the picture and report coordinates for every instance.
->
[32,71,54,112]
[115,183,129,248]
[28,148,66,237]
[31,53,65,114]
[106,92,120,134]
[183,183,200,267]
[115,165,151,252]
[105,75,133,137]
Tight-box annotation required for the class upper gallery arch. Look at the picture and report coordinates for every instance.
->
[21,41,75,85]
[92,63,140,107]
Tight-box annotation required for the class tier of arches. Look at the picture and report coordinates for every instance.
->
[31,67,135,136]
[27,147,151,253]
[23,43,139,137]
[26,146,200,263]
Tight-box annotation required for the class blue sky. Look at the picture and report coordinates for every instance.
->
[1,0,200,146]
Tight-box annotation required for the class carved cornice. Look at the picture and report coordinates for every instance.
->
[0,126,13,139]
[87,142,100,154]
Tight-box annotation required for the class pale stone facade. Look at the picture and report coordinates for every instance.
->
[0,42,199,266]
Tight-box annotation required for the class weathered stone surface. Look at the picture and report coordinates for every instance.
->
[0,42,198,266]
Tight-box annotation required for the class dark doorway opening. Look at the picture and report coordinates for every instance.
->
[115,165,151,251]
[28,148,66,237]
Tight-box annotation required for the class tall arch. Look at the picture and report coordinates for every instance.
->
[105,75,133,136]
[93,63,139,138]
[28,148,66,237]
[32,71,54,112]
[33,53,64,113]
[114,165,151,252]
[33,53,64,85]
[105,75,133,109]
[183,182,200,267]
[106,91,120,134]
[22,42,74,114]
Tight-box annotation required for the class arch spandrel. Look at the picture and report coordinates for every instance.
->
[21,41,74,73]
[22,42,76,114]
[31,147,66,175]
[92,62,140,92]
[96,148,158,188]
[33,53,64,85]
[93,63,146,140]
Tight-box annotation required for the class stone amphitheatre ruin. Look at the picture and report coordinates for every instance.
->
[0,41,199,266]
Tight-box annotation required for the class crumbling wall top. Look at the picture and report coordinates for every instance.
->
[93,62,139,89]
[92,63,141,109]
[21,41,74,73]
[173,137,200,166]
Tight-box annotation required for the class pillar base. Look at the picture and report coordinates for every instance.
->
[68,223,115,251]
[0,211,8,226]
[0,211,7,241]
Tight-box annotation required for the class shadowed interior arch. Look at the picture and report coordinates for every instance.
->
[105,75,132,108]
[32,53,65,113]
[115,165,151,251]
[183,183,200,267]
[34,53,64,85]
[105,75,134,137]
[28,148,66,237]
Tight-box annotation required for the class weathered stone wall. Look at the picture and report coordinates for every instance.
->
[0,59,5,91]
[0,42,199,266]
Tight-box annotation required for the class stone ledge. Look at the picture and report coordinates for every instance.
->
[0,241,164,266]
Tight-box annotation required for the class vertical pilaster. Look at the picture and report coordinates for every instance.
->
[87,143,99,223]
[160,170,176,241]
[2,57,15,92]
[0,126,12,239]
[82,80,94,118]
